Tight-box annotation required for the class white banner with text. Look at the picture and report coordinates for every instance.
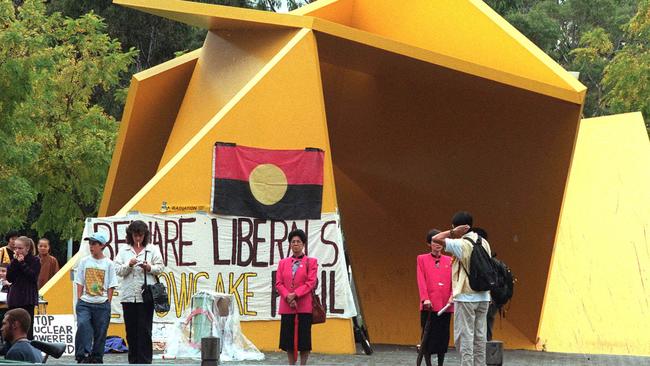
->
[77,213,357,322]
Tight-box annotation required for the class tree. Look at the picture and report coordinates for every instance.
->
[263,0,315,11]
[602,0,650,130]
[485,0,639,118]
[0,0,136,239]
[47,1,274,119]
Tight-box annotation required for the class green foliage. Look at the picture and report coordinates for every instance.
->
[0,0,136,239]
[46,0,275,118]
[603,0,650,129]
[486,0,640,120]
[265,0,315,11]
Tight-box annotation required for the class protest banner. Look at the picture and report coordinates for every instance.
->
[33,315,76,355]
[78,213,357,322]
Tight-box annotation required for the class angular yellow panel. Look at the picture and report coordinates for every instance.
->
[539,113,650,355]
[114,0,585,104]
[158,29,297,168]
[114,0,309,29]
[62,0,594,354]
[301,0,584,102]
[291,0,354,25]
[100,50,199,216]
[319,60,582,345]
[113,29,350,352]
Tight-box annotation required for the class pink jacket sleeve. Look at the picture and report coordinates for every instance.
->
[294,257,318,298]
[275,259,289,299]
[416,256,429,303]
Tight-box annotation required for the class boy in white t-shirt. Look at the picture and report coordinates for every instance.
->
[74,232,118,363]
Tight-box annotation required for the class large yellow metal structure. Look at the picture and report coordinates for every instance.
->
[538,112,650,355]
[39,0,650,356]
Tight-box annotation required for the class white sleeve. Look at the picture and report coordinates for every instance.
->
[149,246,164,275]
[444,238,465,259]
[114,250,132,277]
[74,259,85,286]
[107,262,119,289]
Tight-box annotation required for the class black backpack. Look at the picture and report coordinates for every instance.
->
[490,257,515,307]
[460,236,498,292]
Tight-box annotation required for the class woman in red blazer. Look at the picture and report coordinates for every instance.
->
[416,229,454,366]
[275,229,318,365]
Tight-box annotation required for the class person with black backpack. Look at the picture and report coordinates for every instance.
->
[472,228,515,341]
[431,211,492,366]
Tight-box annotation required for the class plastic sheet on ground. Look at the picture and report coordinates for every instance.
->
[162,290,264,362]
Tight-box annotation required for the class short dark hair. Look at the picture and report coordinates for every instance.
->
[4,230,19,242]
[452,211,473,228]
[6,308,31,333]
[473,227,488,240]
[426,229,441,244]
[126,220,150,246]
[288,229,307,244]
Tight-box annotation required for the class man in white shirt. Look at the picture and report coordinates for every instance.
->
[432,211,491,366]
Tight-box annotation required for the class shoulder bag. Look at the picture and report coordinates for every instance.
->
[141,251,170,313]
[306,257,326,324]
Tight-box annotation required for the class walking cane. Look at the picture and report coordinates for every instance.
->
[293,313,299,362]
[417,303,450,366]
[416,310,432,366]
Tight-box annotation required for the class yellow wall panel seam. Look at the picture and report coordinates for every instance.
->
[98,77,140,216]
[114,0,310,29]
[290,0,343,15]
[308,32,338,209]
[312,17,584,104]
[116,28,310,215]
[134,48,201,80]
[468,0,585,94]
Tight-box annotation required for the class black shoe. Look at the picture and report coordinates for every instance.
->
[79,356,93,364]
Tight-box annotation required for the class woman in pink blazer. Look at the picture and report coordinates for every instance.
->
[416,229,454,366]
[275,229,318,365]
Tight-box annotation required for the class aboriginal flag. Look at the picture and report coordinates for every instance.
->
[211,143,324,219]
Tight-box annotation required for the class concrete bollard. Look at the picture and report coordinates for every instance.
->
[486,340,503,366]
[201,337,220,366]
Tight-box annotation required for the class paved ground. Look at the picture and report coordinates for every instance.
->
[47,344,650,365]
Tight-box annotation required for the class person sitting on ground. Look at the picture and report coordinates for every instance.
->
[0,264,9,348]
[37,238,60,290]
[1,308,43,363]
[0,264,10,293]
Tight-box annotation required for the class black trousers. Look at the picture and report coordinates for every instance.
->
[122,302,154,364]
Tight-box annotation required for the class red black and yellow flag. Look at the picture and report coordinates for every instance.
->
[211,143,324,219]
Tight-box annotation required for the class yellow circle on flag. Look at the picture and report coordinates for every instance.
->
[249,164,288,205]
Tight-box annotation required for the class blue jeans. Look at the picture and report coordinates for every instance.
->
[75,300,111,362]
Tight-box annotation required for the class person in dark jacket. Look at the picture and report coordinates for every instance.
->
[6,237,40,340]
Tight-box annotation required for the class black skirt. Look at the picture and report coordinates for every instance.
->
[420,311,451,354]
[279,313,313,352]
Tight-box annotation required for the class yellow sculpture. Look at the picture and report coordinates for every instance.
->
[40,0,650,356]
